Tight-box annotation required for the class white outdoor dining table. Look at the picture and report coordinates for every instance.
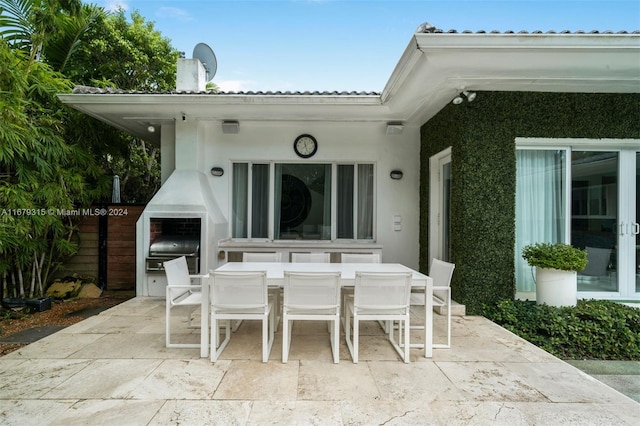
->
[199,262,433,359]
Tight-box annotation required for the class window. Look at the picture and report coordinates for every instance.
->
[232,162,374,240]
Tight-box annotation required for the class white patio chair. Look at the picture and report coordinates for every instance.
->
[340,253,381,263]
[579,246,612,279]
[407,258,455,349]
[164,256,209,349]
[282,271,341,363]
[291,252,331,263]
[242,252,283,262]
[210,270,275,363]
[242,251,283,330]
[340,253,381,329]
[345,271,412,363]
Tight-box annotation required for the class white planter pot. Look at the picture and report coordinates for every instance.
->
[535,267,577,307]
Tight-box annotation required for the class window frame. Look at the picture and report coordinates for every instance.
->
[230,160,375,242]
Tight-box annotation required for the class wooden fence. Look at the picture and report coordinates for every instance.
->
[61,205,144,290]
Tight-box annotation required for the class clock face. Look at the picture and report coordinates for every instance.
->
[294,134,318,158]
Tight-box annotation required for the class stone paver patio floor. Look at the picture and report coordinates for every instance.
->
[0,297,638,425]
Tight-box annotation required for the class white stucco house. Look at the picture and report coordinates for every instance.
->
[59,24,640,313]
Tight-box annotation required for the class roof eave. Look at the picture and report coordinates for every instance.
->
[380,32,640,125]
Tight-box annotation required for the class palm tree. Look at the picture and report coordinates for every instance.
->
[0,0,99,72]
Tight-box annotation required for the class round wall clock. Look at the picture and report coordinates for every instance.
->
[293,134,318,158]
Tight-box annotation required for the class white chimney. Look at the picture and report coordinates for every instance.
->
[176,58,207,91]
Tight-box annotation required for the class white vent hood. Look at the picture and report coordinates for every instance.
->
[147,169,225,222]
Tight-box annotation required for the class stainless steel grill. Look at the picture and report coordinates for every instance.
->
[145,235,200,274]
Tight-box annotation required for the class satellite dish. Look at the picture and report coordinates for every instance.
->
[192,42,217,81]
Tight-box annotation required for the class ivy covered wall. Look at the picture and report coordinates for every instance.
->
[420,92,640,314]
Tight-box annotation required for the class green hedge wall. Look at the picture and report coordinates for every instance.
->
[420,92,640,314]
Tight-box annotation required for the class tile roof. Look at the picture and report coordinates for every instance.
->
[213,90,380,96]
[416,23,640,34]
[70,27,638,97]
[71,85,380,96]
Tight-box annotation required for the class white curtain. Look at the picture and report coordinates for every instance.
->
[515,150,566,291]
[232,163,248,238]
[357,164,374,239]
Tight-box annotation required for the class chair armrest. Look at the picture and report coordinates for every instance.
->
[186,273,210,287]
[432,286,450,307]
[167,284,202,290]
[167,284,202,297]
[188,273,210,282]
[167,284,203,304]
[189,273,210,279]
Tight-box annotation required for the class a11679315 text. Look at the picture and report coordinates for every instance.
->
[1,208,129,217]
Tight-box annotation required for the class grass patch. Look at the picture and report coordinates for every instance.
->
[483,299,640,360]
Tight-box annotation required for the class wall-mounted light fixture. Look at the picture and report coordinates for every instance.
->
[222,120,239,134]
[210,167,224,177]
[390,170,403,180]
[386,122,404,135]
[147,125,156,133]
[452,91,477,105]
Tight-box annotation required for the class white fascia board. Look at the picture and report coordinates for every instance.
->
[57,92,391,125]
[414,32,640,51]
[381,36,423,104]
[58,93,382,107]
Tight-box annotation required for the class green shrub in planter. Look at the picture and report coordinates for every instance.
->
[522,243,588,272]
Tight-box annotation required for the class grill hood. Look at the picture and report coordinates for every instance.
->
[147,169,225,220]
[149,235,200,256]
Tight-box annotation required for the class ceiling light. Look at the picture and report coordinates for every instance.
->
[463,91,477,102]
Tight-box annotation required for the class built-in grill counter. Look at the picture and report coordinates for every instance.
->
[142,215,205,297]
[135,170,230,297]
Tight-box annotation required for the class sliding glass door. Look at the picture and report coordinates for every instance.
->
[636,151,639,294]
[516,143,639,299]
[571,151,618,293]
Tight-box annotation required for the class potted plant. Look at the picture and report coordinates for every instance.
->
[522,242,588,307]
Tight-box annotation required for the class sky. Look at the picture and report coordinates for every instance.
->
[95,0,640,92]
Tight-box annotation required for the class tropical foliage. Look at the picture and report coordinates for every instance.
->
[62,7,177,202]
[66,9,177,91]
[0,40,98,297]
[0,1,178,298]
[484,299,640,360]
